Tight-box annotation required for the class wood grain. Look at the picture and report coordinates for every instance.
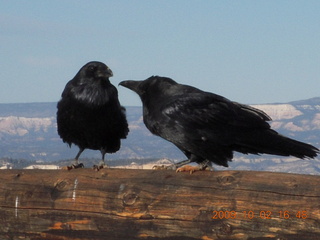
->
[0,168,319,239]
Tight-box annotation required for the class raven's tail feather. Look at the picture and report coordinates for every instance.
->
[235,129,319,159]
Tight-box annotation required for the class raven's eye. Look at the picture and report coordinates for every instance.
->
[88,66,96,72]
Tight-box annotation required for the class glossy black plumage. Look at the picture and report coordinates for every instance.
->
[120,76,318,169]
[57,61,129,168]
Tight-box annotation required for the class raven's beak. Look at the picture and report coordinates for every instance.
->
[97,66,113,78]
[119,80,142,93]
[104,67,113,78]
[107,67,113,77]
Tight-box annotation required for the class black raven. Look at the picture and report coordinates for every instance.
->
[57,61,129,170]
[120,76,319,173]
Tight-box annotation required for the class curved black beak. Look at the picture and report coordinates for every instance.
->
[95,66,113,79]
[119,80,142,93]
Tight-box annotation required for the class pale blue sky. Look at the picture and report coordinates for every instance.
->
[1,0,320,106]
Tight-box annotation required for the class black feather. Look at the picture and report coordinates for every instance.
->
[119,76,318,168]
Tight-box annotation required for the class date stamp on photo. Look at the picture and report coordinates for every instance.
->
[212,210,308,220]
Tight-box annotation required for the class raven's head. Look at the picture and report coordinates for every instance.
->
[77,61,113,83]
[67,61,115,105]
[119,76,177,100]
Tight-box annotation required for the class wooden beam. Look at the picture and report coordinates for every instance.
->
[0,169,319,239]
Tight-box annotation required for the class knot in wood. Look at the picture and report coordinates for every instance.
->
[218,223,232,235]
[123,192,138,206]
[55,180,69,190]
[139,214,154,220]
[14,172,23,179]
[217,175,236,186]
[60,223,72,230]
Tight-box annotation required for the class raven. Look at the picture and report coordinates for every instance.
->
[120,76,319,173]
[57,61,129,170]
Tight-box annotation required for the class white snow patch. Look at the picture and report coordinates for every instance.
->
[252,104,303,120]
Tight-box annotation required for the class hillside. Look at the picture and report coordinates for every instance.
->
[0,98,320,174]
[0,103,181,161]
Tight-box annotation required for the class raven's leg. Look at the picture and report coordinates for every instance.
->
[174,159,194,168]
[67,148,85,170]
[176,159,212,174]
[173,154,201,170]
[93,149,108,171]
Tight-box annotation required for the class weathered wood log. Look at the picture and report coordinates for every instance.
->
[0,168,319,240]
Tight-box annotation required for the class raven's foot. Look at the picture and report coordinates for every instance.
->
[64,163,84,171]
[176,165,209,174]
[92,165,104,171]
[92,161,107,171]
[152,164,176,170]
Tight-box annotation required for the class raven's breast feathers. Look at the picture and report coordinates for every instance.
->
[67,80,117,107]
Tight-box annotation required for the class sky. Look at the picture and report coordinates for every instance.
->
[1,0,320,106]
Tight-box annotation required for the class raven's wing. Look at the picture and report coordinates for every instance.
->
[155,92,272,166]
[161,92,271,130]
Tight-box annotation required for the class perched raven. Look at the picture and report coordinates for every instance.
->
[120,76,319,173]
[57,61,129,170]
